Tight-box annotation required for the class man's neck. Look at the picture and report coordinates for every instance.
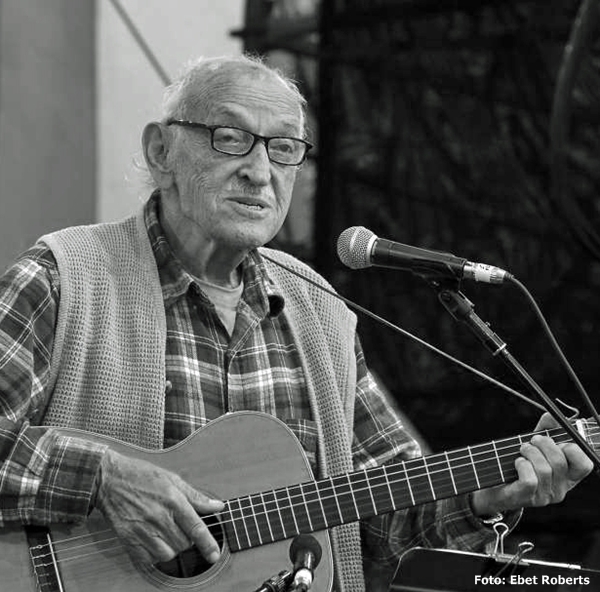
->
[158,196,246,288]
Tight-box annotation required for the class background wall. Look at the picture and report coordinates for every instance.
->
[97,0,243,222]
[0,0,95,272]
[0,0,243,273]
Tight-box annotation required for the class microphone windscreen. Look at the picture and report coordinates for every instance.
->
[289,534,323,568]
[336,226,376,269]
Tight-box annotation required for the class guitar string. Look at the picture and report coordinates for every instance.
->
[218,424,597,541]
[29,423,599,563]
[28,423,599,569]
[31,422,599,566]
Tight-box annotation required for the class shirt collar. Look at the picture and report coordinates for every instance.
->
[143,191,285,317]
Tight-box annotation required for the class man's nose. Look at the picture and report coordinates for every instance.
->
[238,141,271,185]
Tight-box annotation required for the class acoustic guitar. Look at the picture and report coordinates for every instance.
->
[0,411,597,592]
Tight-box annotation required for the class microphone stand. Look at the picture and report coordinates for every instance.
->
[250,569,292,592]
[428,277,600,475]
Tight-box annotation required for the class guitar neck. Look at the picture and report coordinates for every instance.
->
[223,419,598,552]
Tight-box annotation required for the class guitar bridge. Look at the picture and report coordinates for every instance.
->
[26,525,66,592]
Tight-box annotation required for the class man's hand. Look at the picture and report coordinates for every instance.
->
[94,449,224,565]
[471,413,594,518]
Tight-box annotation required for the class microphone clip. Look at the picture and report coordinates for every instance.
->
[433,283,508,358]
[252,569,292,592]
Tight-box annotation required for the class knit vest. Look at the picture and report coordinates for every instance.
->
[39,209,365,592]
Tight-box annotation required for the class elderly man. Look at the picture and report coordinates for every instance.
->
[0,54,593,592]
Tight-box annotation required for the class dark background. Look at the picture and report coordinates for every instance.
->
[236,0,600,571]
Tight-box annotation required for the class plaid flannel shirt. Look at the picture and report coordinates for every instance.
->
[0,195,502,574]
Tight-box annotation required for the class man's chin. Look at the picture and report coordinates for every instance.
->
[225,222,282,252]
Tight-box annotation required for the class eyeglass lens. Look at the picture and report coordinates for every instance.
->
[213,127,306,165]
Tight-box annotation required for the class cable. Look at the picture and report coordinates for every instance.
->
[508,275,600,434]
[261,252,545,411]
[262,251,600,470]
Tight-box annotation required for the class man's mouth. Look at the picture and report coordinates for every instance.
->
[231,197,268,210]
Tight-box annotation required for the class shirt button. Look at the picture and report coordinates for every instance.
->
[165,380,173,394]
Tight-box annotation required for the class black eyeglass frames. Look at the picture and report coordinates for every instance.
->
[166,119,312,166]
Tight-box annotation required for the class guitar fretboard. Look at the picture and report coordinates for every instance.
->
[222,420,597,552]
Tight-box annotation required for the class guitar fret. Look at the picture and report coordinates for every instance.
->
[444,451,458,496]
[346,473,361,520]
[223,498,244,552]
[423,453,456,499]
[344,470,384,519]
[255,491,277,545]
[476,442,508,489]
[258,492,274,542]
[491,440,505,483]
[445,448,478,493]
[467,447,481,489]
[329,473,360,523]
[220,418,599,556]
[366,466,394,514]
[248,494,264,546]
[261,490,286,541]
[302,480,329,530]
[273,489,292,539]
[402,461,416,506]
[299,485,314,532]
[501,450,518,476]
[404,457,436,504]
[363,468,378,514]
[321,475,344,526]
[273,487,298,538]
[237,496,258,549]
[287,485,311,532]
[382,465,397,511]
[422,457,436,501]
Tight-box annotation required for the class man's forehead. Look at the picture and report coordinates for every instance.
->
[208,103,301,130]
[189,77,303,130]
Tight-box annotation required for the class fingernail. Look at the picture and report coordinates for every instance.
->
[208,550,220,564]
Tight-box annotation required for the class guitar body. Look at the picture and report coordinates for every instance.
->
[0,412,334,592]
[2,411,595,592]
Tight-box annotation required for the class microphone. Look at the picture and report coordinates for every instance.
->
[337,226,512,284]
[251,569,292,592]
[288,534,322,592]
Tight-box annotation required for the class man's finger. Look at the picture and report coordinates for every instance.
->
[188,519,221,564]
[187,487,225,514]
[562,442,595,483]
[175,502,222,564]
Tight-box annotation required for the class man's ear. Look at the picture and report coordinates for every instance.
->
[142,122,175,189]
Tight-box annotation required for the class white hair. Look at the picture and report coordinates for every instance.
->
[135,54,308,192]
[161,54,307,134]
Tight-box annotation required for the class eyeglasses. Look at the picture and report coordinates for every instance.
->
[166,119,312,166]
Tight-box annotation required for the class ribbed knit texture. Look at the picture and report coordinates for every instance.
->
[262,248,364,592]
[40,213,167,448]
[39,209,366,592]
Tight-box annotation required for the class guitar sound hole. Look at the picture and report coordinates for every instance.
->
[154,514,224,578]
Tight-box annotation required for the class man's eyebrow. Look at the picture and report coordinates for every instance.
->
[210,108,302,136]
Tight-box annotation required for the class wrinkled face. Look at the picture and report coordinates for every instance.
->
[167,73,304,253]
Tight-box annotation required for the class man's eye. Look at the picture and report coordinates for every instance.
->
[217,131,244,144]
[270,139,295,154]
